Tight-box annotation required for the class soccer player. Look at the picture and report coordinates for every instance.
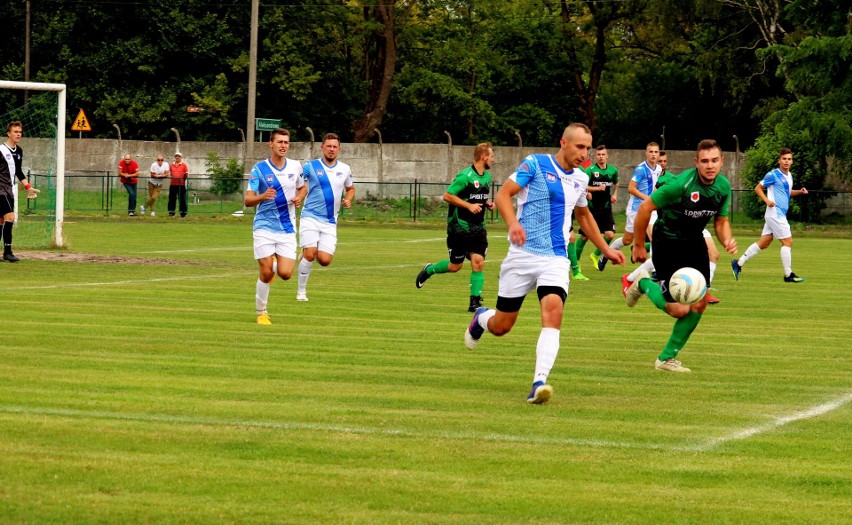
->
[731,147,808,283]
[579,144,619,270]
[416,143,495,312]
[296,133,355,301]
[244,128,306,325]
[620,151,721,304]
[0,121,40,263]
[464,123,625,404]
[598,142,660,271]
[624,139,737,373]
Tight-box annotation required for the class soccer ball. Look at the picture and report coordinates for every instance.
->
[668,267,707,305]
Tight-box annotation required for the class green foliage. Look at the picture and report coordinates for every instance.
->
[204,151,243,196]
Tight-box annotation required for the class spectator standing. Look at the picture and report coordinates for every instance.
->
[142,155,169,216]
[118,154,139,216]
[168,152,189,218]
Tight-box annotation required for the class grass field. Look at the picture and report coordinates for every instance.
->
[1,217,850,524]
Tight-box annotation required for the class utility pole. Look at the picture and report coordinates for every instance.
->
[24,1,32,101]
[245,0,259,174]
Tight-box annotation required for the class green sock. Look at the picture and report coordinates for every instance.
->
[568,242,579,271]
[639,278,668,311]
[659,311,702,361]
[645,241,651,251]
[428,260,450,275]
[575,237,588,260]
[593,237,613,257]
[469,271,484,297]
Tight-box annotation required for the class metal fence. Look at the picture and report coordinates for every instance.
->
[24,171,852,224]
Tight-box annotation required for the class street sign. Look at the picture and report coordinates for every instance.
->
[71,109,92,132]
[255,118,281,132]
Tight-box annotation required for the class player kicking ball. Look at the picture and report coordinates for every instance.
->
[624,139,737,372]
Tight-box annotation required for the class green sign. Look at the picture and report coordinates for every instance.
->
[255,118,281,132]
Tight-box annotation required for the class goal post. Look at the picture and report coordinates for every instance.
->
[0,80,66,248]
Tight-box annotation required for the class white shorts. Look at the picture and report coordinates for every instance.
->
[762,214,792,240]
[299,216,338,254]
[253,229,297,260]
[497,248,571,299]
[624,210,657,234]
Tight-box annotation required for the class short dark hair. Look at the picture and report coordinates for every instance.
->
[659,150,667,156]
[7,121,22,133]
[696,139,721,155]
[779,147,792,157]
[595,144,607,151]
[270,128,290,140]
[322,132,340,144]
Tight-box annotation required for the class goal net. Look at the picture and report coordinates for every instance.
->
[0,80,67,248]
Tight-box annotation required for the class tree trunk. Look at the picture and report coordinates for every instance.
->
[352,4,397,143]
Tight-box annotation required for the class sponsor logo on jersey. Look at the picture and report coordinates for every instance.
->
[266,175,274,184]
[473,180,480,189]
[690,191,700,203]
[317,170,325,177]
[684,209,716,218]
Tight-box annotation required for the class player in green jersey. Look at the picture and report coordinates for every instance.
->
[579,144,619,270]
[416,143,495,312]
[624,140,737,372]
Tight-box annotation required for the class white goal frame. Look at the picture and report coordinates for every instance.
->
[0,80,67,247]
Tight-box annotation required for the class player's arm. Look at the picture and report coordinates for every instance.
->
[632,198,657,263]
[792,187,808,197]
[244,188,276,207]
[575,206,624,265]
[443,192,483,214]
[495,179,525,247]
[714,215,737,255]
[627,179,647,200]
[755,182,774,207]
[611,178,619,204]
[341,184,355,209]
[291,183,307,208]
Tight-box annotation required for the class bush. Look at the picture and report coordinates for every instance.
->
[205,151,243,196]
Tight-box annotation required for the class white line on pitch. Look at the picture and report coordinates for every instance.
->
[0,405,667,451]
[693,392,852,452]
[4,273,246,290]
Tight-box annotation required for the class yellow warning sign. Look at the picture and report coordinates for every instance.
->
[71,109,92,132]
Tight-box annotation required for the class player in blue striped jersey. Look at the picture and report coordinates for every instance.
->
[244,128,306,325]
[464,123,625,404]
[732,148,808,283]
[296,133,355,301]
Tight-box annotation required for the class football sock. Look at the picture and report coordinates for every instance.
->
[429,260,450,275]
[639,278,668,311]
[601,237,625,257]
[476,308,496,333]
[629,259,656,282]
[533,328,560,384]
[658,311,702,361]
[738,243,762,266]
[709,261,717,284]
[575,237,588,260]
[780,246,792,277]
[568,242,579,271]
[256,279,271,314]
[297,258,313,292]
[2,221,13,253]
[469,271,484,297]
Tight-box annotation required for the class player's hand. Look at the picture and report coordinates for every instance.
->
[263,188,277,200]
[767,200,775,207]
[485,202,495,211]
[604,247,626,266]
[632,244,648,263]
[508,223,526,247]
[610,195,617,204]
[341,198,352,209]
[26,187,40,199]
[291,196,302,208]
[723,237,737,254]
[801,187,808,195]
[468,203,482,214]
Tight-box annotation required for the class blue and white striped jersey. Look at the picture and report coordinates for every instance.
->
[300,159,353,224]
[761,168,794,217]
[626,161,661,212]
[248,158,304,234]
[510,154,589,258]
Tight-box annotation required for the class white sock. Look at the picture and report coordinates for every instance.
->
[610,237,625,251]
[709,261,717,285]
[780,246,792,276]
[477,309,496,333]
[738,243,761,266]
[297,258,313,292]
[533,328,560,384]
[628,258,655,281]
[256,279,271,314]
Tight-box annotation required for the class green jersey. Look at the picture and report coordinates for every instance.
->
[585,163,619,210]
[655,170,677,189]
[445,165,492,235]
[651,168,731,241]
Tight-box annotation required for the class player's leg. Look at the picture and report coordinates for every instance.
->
[468,244,486,311]
[600,212,633,271]
[568,230,588,280]
[296,218,320,301]
[575,233,588,262]
[254,231,276,324]
[275,233,298,280]
[703,230,720,303]
[1,200,19,262]
[734,222,773,278]
[416,234,465,288]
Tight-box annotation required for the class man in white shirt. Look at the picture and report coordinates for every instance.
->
[141,155,170,216]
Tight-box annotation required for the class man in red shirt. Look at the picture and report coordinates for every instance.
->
[118,154,140,216]
[168,152,189,217]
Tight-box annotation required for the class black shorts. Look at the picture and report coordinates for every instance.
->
[652,236,710,303]
[0,194,15,217]
[579,208,615,237]
[446,231,488,264]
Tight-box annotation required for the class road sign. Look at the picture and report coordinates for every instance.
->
[71,109,92,132]
[255,118,281,132]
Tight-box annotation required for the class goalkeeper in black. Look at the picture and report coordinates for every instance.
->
[0,121,40,263]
